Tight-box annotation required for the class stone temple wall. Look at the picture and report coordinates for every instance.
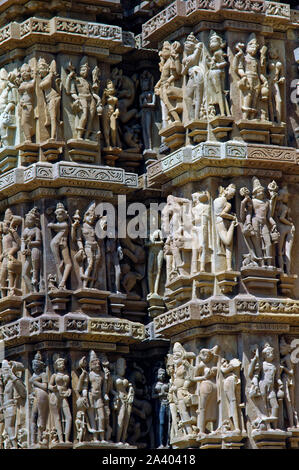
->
[0,0,299,450]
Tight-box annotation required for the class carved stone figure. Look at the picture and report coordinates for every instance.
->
[112,357,134,444]
[152,367,169,448]
[121,237,147,297]
[220,357,242,433]
[213,184,238,271]
[18,63,36,143]
[279,337,299,429]
[77,351,106,442]
[275,186,295,275]
[234,33,268,120]
[101,80,119,149]
[191,191,212,274]
[207,31,230,117]
[155,41,183,126]
[37,58,62,140]
[181,33,204,123]
[29,351,49,447]
[194,346,219,435]
[48,202,72,290]
[267,45,285,124]
[65,57,102,141]
[101,354,113,442]
[139,71,156,153]
[147,229,164,298]
[48,357,72,444]
[0,68,17,147]
[171,342,195,436]
[71,202,103,289]
[0,209,22,297]
[111,68,138,126]
[249,343,283,431]
[21,207,42,293]
[1,360,26,448]
[106,232,123,293]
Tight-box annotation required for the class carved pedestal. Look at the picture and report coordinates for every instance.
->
[198,434,222,449]
[191,272,214,298]
[270,124,286,145]
[118,149,142,172]
[210,116,233,140]
[171,434,198,449]
[123,295,148,322]
[143,149,157,167]
[236,120,272,143]
[241,267,280,296]
[165,275,193,307]
[287,428,299,448]
[17,143,39,164]
[24,293,45,317]
[159,122,185,151]
[109,292,126,316]
[73,289,110,316]
[216,271,239,295]
[0,295,22,323]
[103,146,122,166]
[147,293,165,318]
[67,139,100,163]
[251,430,290,449]
[278,273,298,297]
[185,120,207,144]
[221,433,246,449]
[41,140,64,162]
[48,289,72,312]
[49,442,73,449]
[0,147,18,172]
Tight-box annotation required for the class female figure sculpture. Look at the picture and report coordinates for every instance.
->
[21,207,42,293]
[279,337,298,429]
[48,357,72,444]
[213,184,238,271]
[275,185,295,275]
[101,80,119,149]
[191,191,212,274]
[112,357,134,444]
[207,31,230,117]
[29,351,49,446]
[0,209,22,297]
[18,63,36,143]
[0,68,17,147]
[48,202,72,289]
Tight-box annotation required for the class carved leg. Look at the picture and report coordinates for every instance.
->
[62,399,72,443]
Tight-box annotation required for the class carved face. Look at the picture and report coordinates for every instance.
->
[90,358,101,373]
[80,65,89,78]
[225,185,236,200]
[38,63,49,78]
[263,347,274,362]
[56,359,66,372]
[84,211,96,225]
[32,360,44,374]
[161,44,171,60]
[21,67,31,81]
[255,188,265,200]
[25,214,35,228]
[247,41,258,56]
[209,36,221,52]
[157,368,166,381]
[269,47,278,60]
[199,349,211,362]
[55,209,67,222]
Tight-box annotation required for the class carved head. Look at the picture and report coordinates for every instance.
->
[157,367,166,382]
[25,207,40,228]
[37,58,49,78]
[268,44,279,60]
[209,30,225,52]
[83,202,97,225]
[104,79,116,96]
[252,177,265,199]
[89,350,101,373]
[246,33,259,56]
[55,356,66,372]
[160,41,172,60]
[140,70,153,92]
[32,351,45,373]
[199,348,213,363]
[192,191,209,204]
[184,33,199,54]
[221,183,236,200]
[239,187,250,198]
[20,63,32,81]
[79,57,90,78]
[262,343,274,362]
[55,202,68,222]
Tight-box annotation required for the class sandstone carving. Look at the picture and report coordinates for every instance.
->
[21,207,42,293]
[0,69,18,148]
[29,351,49,447]
[0,209,22,297]
[18,63,36,143]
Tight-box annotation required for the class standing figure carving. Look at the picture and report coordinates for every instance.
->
[29,351,49,447]
[267,45,285,124]
[139,70,156,153]
[274,185,294,275]
[155,41,183,126]
[147,229,164,298]
[194,346,219,435]
[22,207,42,293]
[0,209,22,297]
[220,357,242,433]
[207,31,230,117]
[48,357,72,444]
[1,360,26,448]
[0,68,18,147]
[112,357,134,444]
[101,80,119,149]
[234,33,268,120]
[71,202,103,289]
[18,63,36,143]
[279,337,299,429]
[191,191,212,274]
[48,202,72,290]
[213,184,238,271]
[37,58,62,141]
[152,367,169,448]
[181,33,204,123]
[65,58,102,141]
